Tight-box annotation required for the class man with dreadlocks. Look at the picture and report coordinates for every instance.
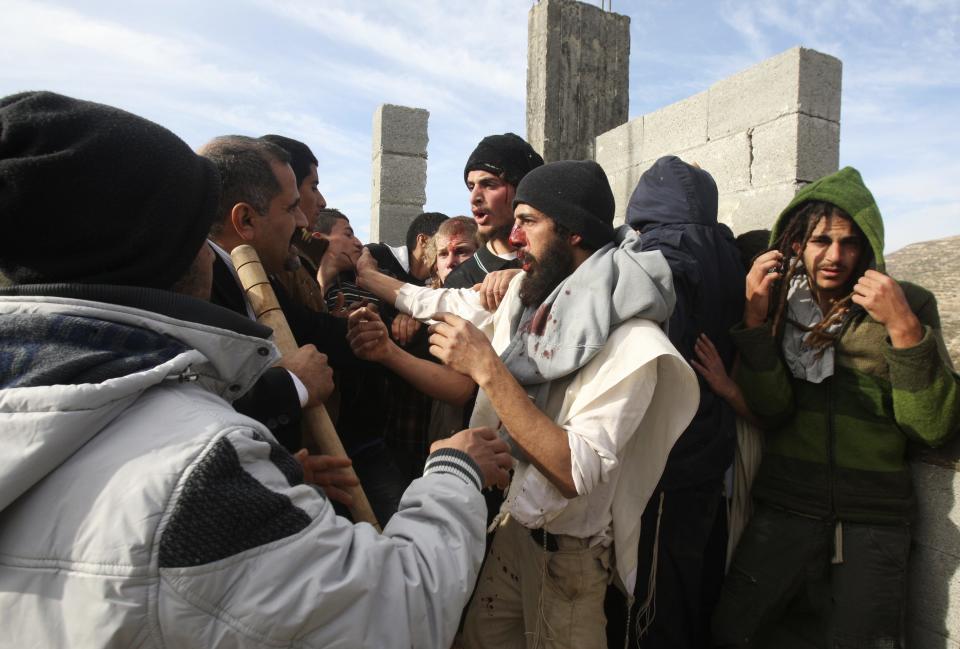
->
[712,167,959,647]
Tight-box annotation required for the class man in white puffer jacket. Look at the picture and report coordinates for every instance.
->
[0,91,511,649]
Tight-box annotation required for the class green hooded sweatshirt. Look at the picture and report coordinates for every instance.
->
[731,167,959,524]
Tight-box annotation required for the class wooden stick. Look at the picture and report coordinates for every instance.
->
[231,244,381,531]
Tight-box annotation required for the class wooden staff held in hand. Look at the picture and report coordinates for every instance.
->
[231,244,381,531]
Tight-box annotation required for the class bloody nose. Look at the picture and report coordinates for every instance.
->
[508,224,525,248]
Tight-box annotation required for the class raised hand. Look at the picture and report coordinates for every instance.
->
[431,427,512,490]
[346,306,392,363]
[277,344,334,407]
[744,250,783,328]
[391,313,422,347]
[293,449,359,506]
[852,270,922,348]
[476,268,522,311]
[428,312,497,381]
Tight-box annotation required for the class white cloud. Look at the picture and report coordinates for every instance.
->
[0,1,265,94]
[253,0,529,102]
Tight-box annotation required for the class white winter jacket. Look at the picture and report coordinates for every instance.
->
[0,288,486,648]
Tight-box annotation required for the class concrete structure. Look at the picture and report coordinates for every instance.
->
[595,46,842,234]
[527,0,630,162]
[888,237,960,649]
[370,104,429,245]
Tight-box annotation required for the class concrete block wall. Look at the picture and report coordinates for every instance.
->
[527,0,630,162]
[595,46,841,234]
[908,460,960,648]
[370,104,429,245]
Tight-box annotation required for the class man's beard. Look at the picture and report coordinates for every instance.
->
[519,235,574,308]
[283,233,303,272]
[479,221,513,246]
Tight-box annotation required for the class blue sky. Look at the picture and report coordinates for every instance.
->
[2,0,957,253]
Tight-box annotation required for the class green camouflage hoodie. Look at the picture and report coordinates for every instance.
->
[731,167,959,524]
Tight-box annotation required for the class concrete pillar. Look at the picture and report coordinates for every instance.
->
[595,47,842,233]
[527,0,630,162]
[370,104,429,245]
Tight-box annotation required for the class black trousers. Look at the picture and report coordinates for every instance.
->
[606,481,727,649]
[712,504,910,648]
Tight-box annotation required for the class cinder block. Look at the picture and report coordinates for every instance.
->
[750,113,839,187]
[906,541,960,646]
[682,132,752,194]
[527,0,629,162]
[708,47,804,141]
[911,461,960,552]
[643,90,709,161]
[595,117,643,175]
[371,153,427,205]
[718,181,800,235]
[796,114,840,183]
[370,202,425,245]
[798,48,842,123]
[607,164,644,226]
[372,104,429,157]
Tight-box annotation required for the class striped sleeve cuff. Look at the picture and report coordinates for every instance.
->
[423,448,483,492]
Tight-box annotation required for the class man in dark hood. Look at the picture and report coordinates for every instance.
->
[610,155,745,648]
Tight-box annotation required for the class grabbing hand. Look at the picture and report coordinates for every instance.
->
[391,313,422,347]
[293,450,359,507]
[475,268,522,311]
[277,344,334,407]
[354,249,378,288]
[744,250,783,328]
[852,270,922,348]
[428,312,497,381]
[690,333,739,402]
[432,427,512,490]
[347,306,393,363]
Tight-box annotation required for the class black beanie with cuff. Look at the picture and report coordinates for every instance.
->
[513,160,616,250]
[0,91,220,290]
[463,133,544,187]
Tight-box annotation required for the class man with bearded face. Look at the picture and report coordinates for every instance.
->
[354,160,700,649]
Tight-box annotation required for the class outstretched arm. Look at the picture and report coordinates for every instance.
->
[690,333,761,428]
[347,307,477,406]
[428,313,578,498]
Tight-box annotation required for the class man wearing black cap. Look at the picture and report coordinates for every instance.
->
[355,160,699,648]
[443,132,544,289]
[0,90,513,648]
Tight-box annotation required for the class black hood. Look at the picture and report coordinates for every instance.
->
[624,156,746,489]
[626,156,719,230]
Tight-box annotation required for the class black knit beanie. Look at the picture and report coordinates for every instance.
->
[513,160,616,250]
[463,133,544,187]
[260,134,318,187]
[0,91,220,289]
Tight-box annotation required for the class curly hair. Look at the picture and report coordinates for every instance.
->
[768,201,871,349]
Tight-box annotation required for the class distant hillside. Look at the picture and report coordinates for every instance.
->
[886,235,960,366]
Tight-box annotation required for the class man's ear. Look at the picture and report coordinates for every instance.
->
[569,232,583,248]
[791,241,801,256]
[230,203,257,242]
[415,232,430,253]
